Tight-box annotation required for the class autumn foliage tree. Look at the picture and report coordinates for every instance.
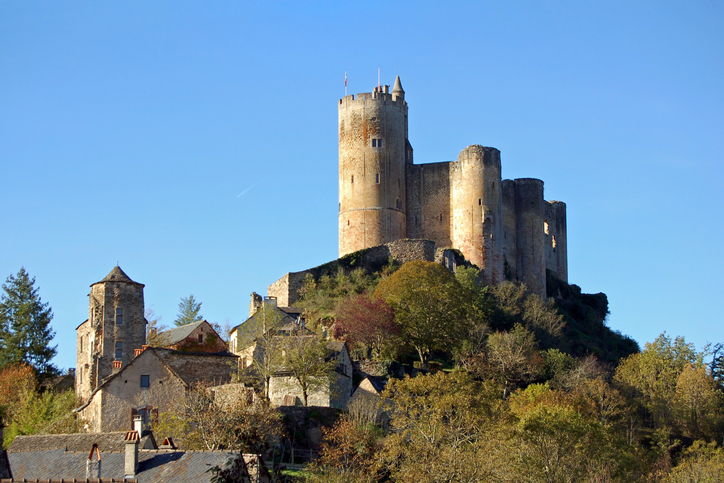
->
[374,261,468,364]
[334,294,399,360]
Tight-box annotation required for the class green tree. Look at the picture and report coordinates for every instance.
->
[374,261,468,364]
[174,294,203,326]
[615,332,704,432]
[0,268,57,378]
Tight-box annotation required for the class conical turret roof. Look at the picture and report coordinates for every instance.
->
[392,75,404,94]
[92,266,143,286]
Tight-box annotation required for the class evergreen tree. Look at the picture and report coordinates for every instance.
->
[174,294,203,326]
[0,268,57,379]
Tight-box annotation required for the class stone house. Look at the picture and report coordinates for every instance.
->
[229,296,309,369]
[4,429,269,483]
[268,340,353,409]
[155,320,227,353]
[75,346,237,433]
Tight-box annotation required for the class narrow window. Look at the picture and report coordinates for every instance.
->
[398,178,400,188]
[478,199,482,206]
[375,173,380,184]
[351,175,354,183]
[378,139,383,148]
[116,308,123,325]
[552,235,557,249]
[198,334,203,343]
[141,375,150,388]
[347,220,350,226]
[80,336,83,352]
[115,341,122,360]
[372,139,377,147]
[544,220,550,235]
[440,213,443,222]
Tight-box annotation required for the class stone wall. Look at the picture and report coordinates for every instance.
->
[267,239,436,306]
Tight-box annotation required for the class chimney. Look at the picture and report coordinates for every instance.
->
[133,414,144,436]
[86,443,101,479]
[125,430,139,479]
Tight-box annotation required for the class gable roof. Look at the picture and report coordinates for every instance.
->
[156,320,208,346]
[231,307,301,349]
[92,266,144,287]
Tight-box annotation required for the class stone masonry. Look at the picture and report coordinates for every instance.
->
[338,76,568,297]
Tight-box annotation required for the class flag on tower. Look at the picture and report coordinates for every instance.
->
[345,71,347,96]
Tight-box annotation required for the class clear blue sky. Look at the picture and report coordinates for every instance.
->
[1,1,722,370]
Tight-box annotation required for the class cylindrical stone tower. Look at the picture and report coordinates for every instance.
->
[338,76,408,256]
[514,178,546,298]
[451,145,503,285]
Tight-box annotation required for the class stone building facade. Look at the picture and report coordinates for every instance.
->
[76,266,147,402]
[338,76,568,297]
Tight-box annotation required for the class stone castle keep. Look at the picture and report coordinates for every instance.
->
[338,76,568,297]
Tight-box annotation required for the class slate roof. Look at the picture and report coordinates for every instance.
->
[6,448,237,483]
[155,321,206,346]
[8,432,130,454]
[92,266,143,287]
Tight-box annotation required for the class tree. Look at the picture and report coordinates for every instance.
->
[374,261,468,364]
[274,336,338,407]
[380,371,505,482]
[145,309,169,347]
[334,294,400,360]
[174,294,203,326]
[485,324,544,399]
[615,332,704,432]
[241,303,288,400]
[0,268,57,378]
[156,382,283,452]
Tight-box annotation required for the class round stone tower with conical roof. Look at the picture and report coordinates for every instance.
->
[75,266,146,401]
[338,76,409,256]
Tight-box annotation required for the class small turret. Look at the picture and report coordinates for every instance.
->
[392,75,405,101]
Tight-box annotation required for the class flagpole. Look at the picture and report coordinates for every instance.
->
[345,71,347,96]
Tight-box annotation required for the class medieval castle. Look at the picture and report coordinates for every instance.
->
[337,76,567,298]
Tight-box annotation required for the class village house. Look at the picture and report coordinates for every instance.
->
[268,340,353,409]
[75,346,237,433]
[155,319,227,353]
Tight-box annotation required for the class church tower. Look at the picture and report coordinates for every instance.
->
[338,76,409,256]
[75,266,146,401]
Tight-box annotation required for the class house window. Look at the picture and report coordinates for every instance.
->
[372,138,383,148]
[116,308,123,325]
[375,173,380,184]
[198,334,203,343]
[115,341,122,359]
[141,375,150,388]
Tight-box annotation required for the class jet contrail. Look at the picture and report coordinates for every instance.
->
[236,185,255,198]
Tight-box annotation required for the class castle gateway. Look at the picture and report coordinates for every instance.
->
[338,76,567,297]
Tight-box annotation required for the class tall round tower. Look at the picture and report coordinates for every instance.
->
[450,145,504,285]
[338,76,408,256]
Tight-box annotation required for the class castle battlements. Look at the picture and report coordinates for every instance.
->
[338,76,567,297]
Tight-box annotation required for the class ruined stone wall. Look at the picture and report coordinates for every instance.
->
[514,178,546,298]
[407,161,452,248]
[502,179,518,280]
[544,201,568,283]
[338,87,407,256]
[450,145,503,285]
[267,239,435,306]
